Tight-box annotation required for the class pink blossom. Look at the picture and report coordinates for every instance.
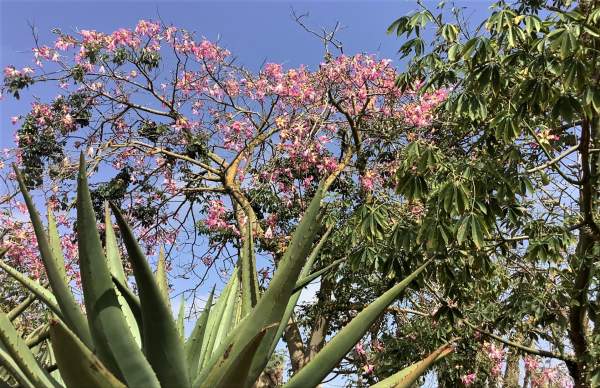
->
[4,66,20,77]
[460,372,476,386]
[10,116,19,125]
[135,20,161,37]
[54,35,76,51]
[362,364,374,375]
[360,170,377,191]
[354,342,366,356]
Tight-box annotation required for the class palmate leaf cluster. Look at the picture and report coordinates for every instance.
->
[380,0,600,384]
[0,155,449,388]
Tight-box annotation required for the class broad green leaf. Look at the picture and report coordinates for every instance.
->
[110,202,189,388]
[49,319,126,388]
[0,310,58,388]
[184,286,215,382]
[456,216,470,245]
[284,260,432,388]
[105,204,141,347]
[13,165,93,349]
[77,155,160,387]
[470,216,485,249]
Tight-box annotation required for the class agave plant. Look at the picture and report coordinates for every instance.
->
[0,154,449,388]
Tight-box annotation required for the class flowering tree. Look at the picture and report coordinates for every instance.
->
[1,19,449,384]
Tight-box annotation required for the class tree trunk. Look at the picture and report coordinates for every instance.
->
[502,344,520,388]
[567,115,599,388]
[283,316,307,373]
[306,276,334,361]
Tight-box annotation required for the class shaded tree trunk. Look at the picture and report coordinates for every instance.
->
[502,344,520,388]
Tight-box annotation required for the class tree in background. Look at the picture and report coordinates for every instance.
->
[381,0,599,386]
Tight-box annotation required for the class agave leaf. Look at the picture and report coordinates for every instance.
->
[25,324,50,349]
[47,209,68,284]
[198,270,238,369]
[110,202,190,388]
[13,165,92,349]
[184,286,215,382]
[76,154,159,387]
[196,185,327,388]
[0,251,62,321]
[284,260,432,388]
[369,343,453,388]
[239,221,259,318]
[0,310,58,388]
[0,344,36,388]
[156,247,172,312]
[49,319,126,388]
[111,276,143,333]
[211,275,239,355]
[105,204,141,347]
[267,225,334,358]
[210,324,277,388]
[43,339,64,386]
[7,294,36,321]
[292,257,344,294]
[177,294,185,339]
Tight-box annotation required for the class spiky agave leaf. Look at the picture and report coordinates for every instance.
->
[0,250,62,321]
[184,286,215,382]
[76,154,159,387]
[283,260,432,388]
[197,184,327,388]
[198,269,239,370]
[49,319,126,388]
[13,166,92,349]
[268,225,334,358]
[0,343,36,388]
[369,343,453,388]
[0,310,58,388]
[155,247,172,313]
[104,204,141,347]
[110,202,190,388]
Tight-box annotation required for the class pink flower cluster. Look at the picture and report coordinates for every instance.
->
[524,356,574,388]
[460,372,476,386]
[221,120,254,151]
[205,200,237,234]
[3,66,34,78]
[135,20,161,37]
[174,35,230,62]
[0,205,80,285]
[482,341,505,377]
[353,341,378,377]
[400,88,448,127]
[360,170,378,191]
